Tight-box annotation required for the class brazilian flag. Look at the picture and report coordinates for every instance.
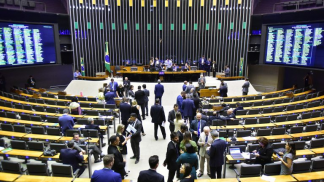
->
[239,58,244,76]
[105,42,111,73]
[81,57,85,76]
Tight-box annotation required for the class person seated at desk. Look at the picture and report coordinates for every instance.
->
[105,88,116,105]
[253,137,274,169]
[173,63,179,71]
[71,133,104,163]
[69,97,82,115]
[86,117,106,147]
[149,59,154,69]
[59,141,85,177]
[59,109,74,135]
[165,58,173,69]
[91,155,122,182]
[154,57,162,70]
[233,102,243,115]
[74,70,82,80]
[184,63,190,70]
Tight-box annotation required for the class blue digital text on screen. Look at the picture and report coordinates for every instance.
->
[264,22,324,69]
[0,22,57,68]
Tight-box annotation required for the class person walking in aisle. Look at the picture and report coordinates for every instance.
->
[154,79,164,105]
[128,113,142,164]
[242,78,250,95]
[163,132,181,182]
[151,99,166,140]
[143,84,150,117]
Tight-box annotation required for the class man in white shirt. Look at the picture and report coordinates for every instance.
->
[197,126,213,177]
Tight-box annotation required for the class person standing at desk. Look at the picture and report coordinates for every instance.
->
[91,155,122,182]
[199,55,206,73]
[211,61,217,77]
[154,57,162,70]
[27,75,36,88]
[206,58,211,76]
[242,78,250,95]
[123,77,130,97]
[74,70,82,80]
[154,79,164,105]
[224,65,230,77]
[108,78,118,97]
[208,130,226,179]
[278,142,296,175]
[198,74,206,90]
[59,141,85,177]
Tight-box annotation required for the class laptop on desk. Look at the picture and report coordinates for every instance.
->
[230,148,244,160]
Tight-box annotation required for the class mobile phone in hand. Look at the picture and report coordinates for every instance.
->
[276,154,281,159]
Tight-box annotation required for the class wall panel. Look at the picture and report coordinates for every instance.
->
[70,0,251,76]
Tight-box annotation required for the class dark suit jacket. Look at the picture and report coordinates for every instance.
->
[164,141,180,171]
[219,86,228,97]
[154,84,164,97]
[176,95,184,113]
[137,169,164,182]
[130,120,142,143]
[91,168,122,182]
[177,131,184,144]
[85,124,102,138]
[189,119,207,142]
[120,102,132,122]
[123,80,130,90]
[109,82,119,92]
[135,90,146,105]
[107,145,126,177]
[150,104,166,124]
[105,92,116,104]
[58,114,74,135]
[181,99,195,117]
[59,148,84,172]
[209,139,227,167]
[233,106,244,115]
[27,78,36,87]
[192,97,200,110]
[168,109,176,127]
[143,89,150,102]
[185,85,194,93]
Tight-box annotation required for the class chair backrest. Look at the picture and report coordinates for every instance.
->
[27,141,45,151]
[1,123,13,131]
[58,95,66,99]
[290,126,303,134]
[30,115,42,122]
[13,125,26,133]
[245,118,257,125]
[255,95,262,100]
[305,125,318,132]
[295,104,304,110]
[105,104,117,109]
[80,103,90,108]
[77,118,89,125]
[46,117,59,123]
[94,119,105,126]
[311,158,324,172]
[262,108,273,114]
[28,98,36,103]
[47,127,61,136]
[283,98,291,103]
[0,138,5,147]
[57,101,66,106]
[92,104,105,108]
[47,100,57,105]
[311,111,321,118]
[293,141,305,150]
[51,163,73,177]
[310,138,324,148]
[265,95,273,99]
[273,100,283,104]
[256,129,271,136]
[301,113,312,119]
[14,104,23,109]
[272,128,286,135]
[223,98,232,102]
[248,144,259,153]
[6,112,17,119]
[227,119,239,125]
[287,114,298,121]
[78,97,87,101]
[212,119,225,126]
[10,140,27,149]
[20,114,31,120]
[237,130,251,137]
[26,163,49,175]
[253,102,263,107]
[271,143,286,149]
[263,100,274,105]
[248,109,260,115]
[31,126,46,134]
[259,117,271,124]
[85,110,99,116]
[273,107,284,112]
[46,107,57,113]
[65,129,81,137]
[50,143,67,152]
[82,129,99,137]
[236,110,248,115]
[36,99,45,104]
[241,103,251,107]
[275,116,287,122]
[88,97,97,102]
[240,164,262,177]
[264,163,281,175]
[246,96,255,101]
[292,160,311,174]
[1,161,23,174]
[219,130,234,137]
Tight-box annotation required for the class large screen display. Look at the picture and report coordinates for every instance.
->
[0,22,57,68]
[264,22,324,69]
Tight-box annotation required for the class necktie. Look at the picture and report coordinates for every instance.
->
[174,143,179,155]
[197,120,201,137]
[112,82,114,90]
[205,135,208,143]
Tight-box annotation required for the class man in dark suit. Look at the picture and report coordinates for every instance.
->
[224,65,230,77]
[208,130,227,179]
[108,78,119,97]
[233,102,243,115]
[192,94,201,115]
[182,81,187,92]
[120,97,132,133]
[107,135,126,179]
[181,94,195,124]
[163,132,180,182]
[185,81,194,94]
[27,75,36,88]
[154,79,164,105]
[190,113,208,143]
[143,84,150,117]
[71,133,103,163]
[199,55,206,71]
[85,117,106,147]
[91,155,122,182]
[105,88,116,105]
[123,77,130,97]
[58,109,74,135]
[219,83,228,97]
[59,141,85,177]
[138,155,164,182]
[177,124,188,144]
[167,104,179,133]
[150,99,166,140]
[211,61,217,77]
[135,85,146,120]
[176,91,186,116]
[128,113,142,164]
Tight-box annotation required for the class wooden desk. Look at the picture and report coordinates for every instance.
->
[39,154,88,162]
[289,131,324,139]
[0,149,43,158]
[59,137,99,143]
[0,131,27,138]
[210,125,245,130]
[243,123,276,129]
[22,134,62,141]
[195,178,237,182]
[236,114,262,119]
[15,175,73,182]
[309,148,324,154]
[274,120,303,126]
[0,172,20,181]
[3,119,42,126]
[296,149,315,156]
[286,109,310,114]
[239,175,296,182]
[262,111,287,117]
[292,171,324,181]
[199,89,220,97]
[228,135,292,143]
[74,124,108,131]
